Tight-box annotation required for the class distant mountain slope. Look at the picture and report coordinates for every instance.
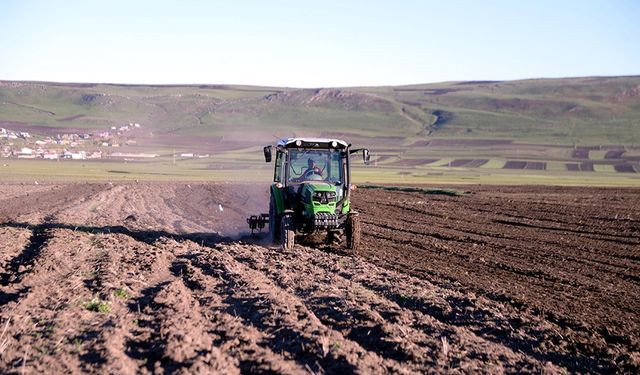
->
[1,76,639,150]
[371,76,640,145]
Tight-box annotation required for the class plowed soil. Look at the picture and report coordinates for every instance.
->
[0,182,638,374]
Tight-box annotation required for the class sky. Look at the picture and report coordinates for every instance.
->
[0,0,638,87]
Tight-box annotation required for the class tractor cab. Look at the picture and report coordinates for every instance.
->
[248,137,370,250]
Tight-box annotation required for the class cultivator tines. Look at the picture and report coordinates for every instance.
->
[247,213,269,233]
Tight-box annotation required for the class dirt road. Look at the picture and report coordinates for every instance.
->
[0,183,638,373]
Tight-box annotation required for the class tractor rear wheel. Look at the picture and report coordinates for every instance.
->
[280,215,295,250]
[346,214,361,252]
[268,195,279,244]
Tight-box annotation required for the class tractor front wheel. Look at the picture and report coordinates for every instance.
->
[280,215,295,250]
[346,214,361,252]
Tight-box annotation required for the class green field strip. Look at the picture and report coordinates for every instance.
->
[589,150,607,160]
[593,164,616,172]
[479,159,507,169]
[545,161,568,171]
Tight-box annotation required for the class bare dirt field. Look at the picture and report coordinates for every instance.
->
[0,182,638,374]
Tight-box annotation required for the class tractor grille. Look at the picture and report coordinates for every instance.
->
[312,213,341,229]
[312,191,337,204]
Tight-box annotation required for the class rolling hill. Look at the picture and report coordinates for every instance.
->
[0,76,639,184]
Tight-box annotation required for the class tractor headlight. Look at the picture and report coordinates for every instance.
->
[326,191,336,199]
[313,192,323,198]
[296,140,302,147]
[331,141,337,148]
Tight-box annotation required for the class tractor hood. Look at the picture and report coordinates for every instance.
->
[303,182,336,192]
[300,182,338,214]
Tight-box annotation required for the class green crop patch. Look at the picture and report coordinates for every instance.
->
[593,164,616,172]
[84,298,110,313]
[589,150,607,160]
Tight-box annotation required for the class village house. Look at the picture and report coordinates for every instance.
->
[43,151,59,160]
[17,147,36,158]
[63,150,86,160]
[20,147,34,155]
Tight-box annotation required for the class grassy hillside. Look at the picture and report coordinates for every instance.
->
[2,77,639,145]
[377,76,640,145]
[1,77,639,185]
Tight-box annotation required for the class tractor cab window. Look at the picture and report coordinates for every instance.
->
[288,149,344,184]
[274,151,284,182]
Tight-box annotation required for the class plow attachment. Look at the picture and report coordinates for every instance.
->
[247,213,269,233]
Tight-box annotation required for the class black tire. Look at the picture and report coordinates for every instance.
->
[346,214,361,252]
[268,194,279,244]
[327,230,344,246]
[281,215,295,250]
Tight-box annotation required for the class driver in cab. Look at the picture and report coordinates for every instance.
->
[294,158,323,182]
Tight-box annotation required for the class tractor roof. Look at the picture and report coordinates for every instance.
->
[277,137,349,149]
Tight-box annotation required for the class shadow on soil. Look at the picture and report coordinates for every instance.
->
[0,220,229,309]
[124,281,175,374]
[170,252,359,374]
[0,220,229,248]
[0,219,54,287]
[349,276,612,373]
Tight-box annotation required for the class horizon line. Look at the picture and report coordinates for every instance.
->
[1,74,639,90]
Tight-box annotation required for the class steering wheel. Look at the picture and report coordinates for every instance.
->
[304,169,324,181]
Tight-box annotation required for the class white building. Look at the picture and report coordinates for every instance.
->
[62,150,86,160]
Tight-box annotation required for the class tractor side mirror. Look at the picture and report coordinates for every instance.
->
[363,149,370,164]
[263,145,272,162]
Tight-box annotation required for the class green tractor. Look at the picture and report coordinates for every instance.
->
[247,138,370,250]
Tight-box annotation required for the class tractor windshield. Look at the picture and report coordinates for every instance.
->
[288,149,344,184]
